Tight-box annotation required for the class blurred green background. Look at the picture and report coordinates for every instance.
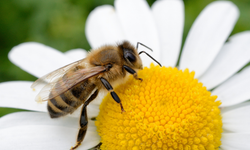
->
[0,0,250,117]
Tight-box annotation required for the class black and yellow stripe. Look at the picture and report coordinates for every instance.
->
[47,78,96,118]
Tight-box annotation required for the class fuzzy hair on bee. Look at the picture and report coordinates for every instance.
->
[31,41,161,150]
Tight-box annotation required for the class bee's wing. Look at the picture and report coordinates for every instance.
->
[31,59,84,89]
[34,65,106,102]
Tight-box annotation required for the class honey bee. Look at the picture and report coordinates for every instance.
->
[31,41,161,150]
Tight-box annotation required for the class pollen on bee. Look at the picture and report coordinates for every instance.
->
[36,96,44,104]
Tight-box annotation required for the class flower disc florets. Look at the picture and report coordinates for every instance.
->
[96,64,222,150]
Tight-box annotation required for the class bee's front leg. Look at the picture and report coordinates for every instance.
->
[100,77,125,112]
[71,90,99,150]
[123,65,142,81]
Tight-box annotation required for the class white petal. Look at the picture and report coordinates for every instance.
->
[212,66,250,107]
[0,112,76,129]
[0,81,46,112]
[9,42,73,78]
[179,1,239,77]
[199,31,250,90]
[0,126,99,150]
[0,112,77,129]
[152,0,184,67]
[221,133,250,150]
[0,112,100,150]
[221,101,250,133]
[86,5,125,49]
[0,112,96,131]
[65,48,88,61]
[115,0,160,67]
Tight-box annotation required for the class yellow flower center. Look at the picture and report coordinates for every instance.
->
[96,64,222,150]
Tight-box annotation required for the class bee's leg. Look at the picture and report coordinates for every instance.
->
[71,90,99,150]
[123,65,143,81]
[89,142,102,150]
[100,77,125,112]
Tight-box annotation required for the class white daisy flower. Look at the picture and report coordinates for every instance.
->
[1,0,250,150]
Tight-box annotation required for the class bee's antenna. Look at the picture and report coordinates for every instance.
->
[136,42,153,51]
[137,42,162,67]
[139,51,162,67]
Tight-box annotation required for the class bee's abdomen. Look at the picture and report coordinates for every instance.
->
[47,80,96,118]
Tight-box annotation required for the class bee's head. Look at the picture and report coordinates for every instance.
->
[119,41,143,70]
[119,41,161,70]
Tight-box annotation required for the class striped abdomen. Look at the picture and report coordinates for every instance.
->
[47,79,96,118]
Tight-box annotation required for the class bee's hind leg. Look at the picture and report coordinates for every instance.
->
[71,89,99,150]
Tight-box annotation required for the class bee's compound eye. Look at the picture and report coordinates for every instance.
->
[125,52,136,63]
